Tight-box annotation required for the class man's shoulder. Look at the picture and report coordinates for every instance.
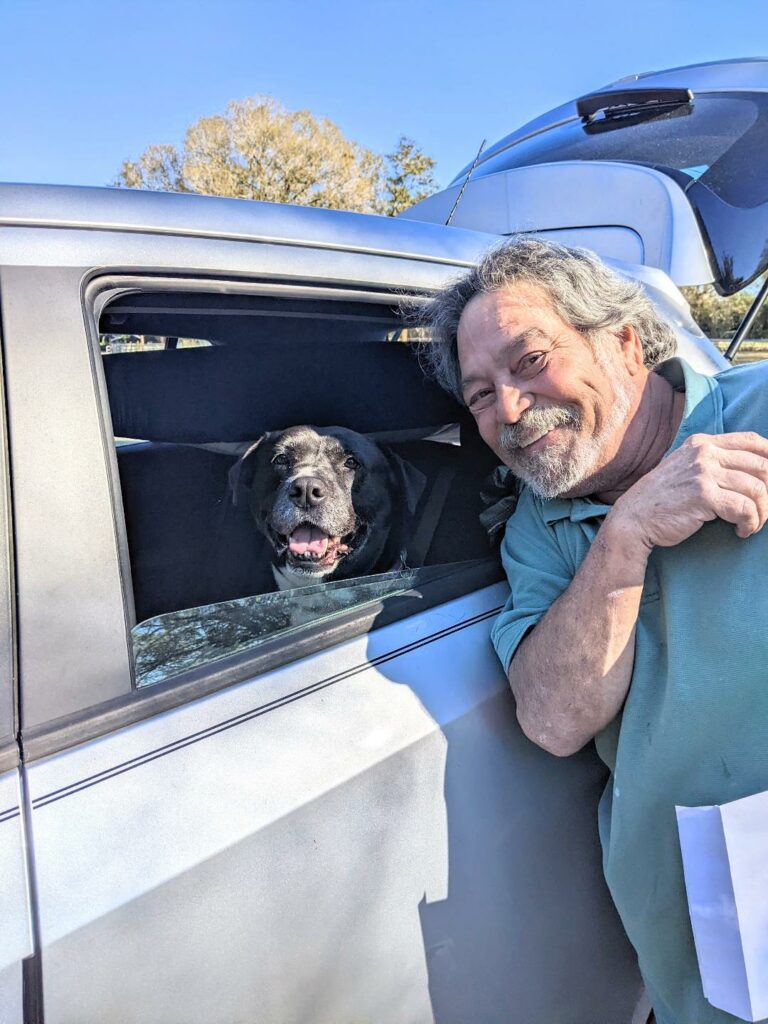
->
[716,358,768,391]
[716,359,768,433]
[502,486,560,547]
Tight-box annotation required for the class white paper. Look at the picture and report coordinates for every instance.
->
[677,790,768,1022]
[722,792,768,1018]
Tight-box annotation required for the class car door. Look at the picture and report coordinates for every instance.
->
[2,204,644,1024]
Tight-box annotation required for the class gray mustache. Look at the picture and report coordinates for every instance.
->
[500,405,580,451]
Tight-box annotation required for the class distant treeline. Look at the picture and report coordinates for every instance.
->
[682,283,768,340]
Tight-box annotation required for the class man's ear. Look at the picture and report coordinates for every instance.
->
[228,434,270,506]
[618,325,646,375]
[384,450,427,518]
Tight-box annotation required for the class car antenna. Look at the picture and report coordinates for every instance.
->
[445,138,486,226]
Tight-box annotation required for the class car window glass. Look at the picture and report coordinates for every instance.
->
[472,92,768,209]
[98,288,499,691]
[101,334,213,354]
[134,564,481,688]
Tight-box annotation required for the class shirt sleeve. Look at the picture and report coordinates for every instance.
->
[490,489,576,673]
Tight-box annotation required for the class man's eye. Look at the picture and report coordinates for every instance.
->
[467,388,493,410]
[521,352,546,375]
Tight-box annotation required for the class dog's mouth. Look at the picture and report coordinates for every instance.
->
[273,522,362,573]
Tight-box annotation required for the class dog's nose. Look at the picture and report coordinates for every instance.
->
[289,476,327,509]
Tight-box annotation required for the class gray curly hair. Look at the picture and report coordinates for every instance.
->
[416,236,677,401]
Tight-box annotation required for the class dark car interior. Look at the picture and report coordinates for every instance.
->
[99,290,501,626]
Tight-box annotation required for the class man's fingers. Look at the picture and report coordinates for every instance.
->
[689,431,768,457]
[684,435,768,536]
[715,448,768,485]
[713,482,766,538]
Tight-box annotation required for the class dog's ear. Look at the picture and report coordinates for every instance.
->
[384,450,427,518]
[228,434,270,506]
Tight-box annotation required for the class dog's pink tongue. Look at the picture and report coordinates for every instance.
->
[289,525,329,556]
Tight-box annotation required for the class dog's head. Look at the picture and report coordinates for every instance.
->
[230,425,424,586]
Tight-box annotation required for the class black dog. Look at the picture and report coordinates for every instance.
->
[230,425,425,590]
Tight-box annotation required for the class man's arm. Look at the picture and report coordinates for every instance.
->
[509,432,768,757]
[509,514,647,756]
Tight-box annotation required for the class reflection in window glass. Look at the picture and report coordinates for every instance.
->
[132,560,496,689]
[100,334,213,353]
[134,569,422,687]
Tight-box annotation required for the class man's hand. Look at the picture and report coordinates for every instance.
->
[609,432,768,550]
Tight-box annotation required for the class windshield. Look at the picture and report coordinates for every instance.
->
[467,92,768,210]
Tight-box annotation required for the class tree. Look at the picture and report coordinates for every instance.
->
[381,136,437,216]
[117,144,187,193]
[681,283,768,341]
[116,97,437,216]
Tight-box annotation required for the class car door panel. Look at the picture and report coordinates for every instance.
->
[0,213,656,1022]
[26,584,641,1024]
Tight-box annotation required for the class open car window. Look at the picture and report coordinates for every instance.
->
[97,284,501,692]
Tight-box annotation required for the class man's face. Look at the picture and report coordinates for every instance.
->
[456,283,635,499]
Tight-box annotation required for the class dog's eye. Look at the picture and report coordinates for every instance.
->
[272,453,291,468]
[343,456,360,471]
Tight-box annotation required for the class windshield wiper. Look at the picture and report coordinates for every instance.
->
[576,87,694,133]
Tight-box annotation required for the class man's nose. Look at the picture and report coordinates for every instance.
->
[496,384,533,424]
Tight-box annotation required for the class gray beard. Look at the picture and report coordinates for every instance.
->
[500,381,631,500]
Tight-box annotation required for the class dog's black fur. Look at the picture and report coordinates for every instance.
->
[230,425,424,590]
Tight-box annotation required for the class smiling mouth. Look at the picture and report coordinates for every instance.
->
[272,523,358,571]
[518,426,558,449]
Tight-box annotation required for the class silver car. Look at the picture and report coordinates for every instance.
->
[0,62,752,1022]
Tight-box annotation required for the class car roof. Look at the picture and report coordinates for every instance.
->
[451,57,768,183]
[0,182,498,268]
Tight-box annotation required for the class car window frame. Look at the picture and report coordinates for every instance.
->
[12,272,502,762]
[0,284,18,774]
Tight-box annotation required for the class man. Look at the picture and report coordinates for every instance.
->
[420,237,768,1024]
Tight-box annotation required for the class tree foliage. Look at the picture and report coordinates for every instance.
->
[381,136,437,216]
[116,97,437,216]
[681,282,768,340]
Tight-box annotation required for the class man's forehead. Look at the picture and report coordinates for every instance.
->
[461,282,558,329]
[458,287,553,370]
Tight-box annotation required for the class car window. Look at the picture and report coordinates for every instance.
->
[133,563,486,687]
[98,285,500,690]
[468,92,768,210]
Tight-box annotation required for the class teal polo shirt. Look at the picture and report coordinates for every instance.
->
[491,357,768,1024]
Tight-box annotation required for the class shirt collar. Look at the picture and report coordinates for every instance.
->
[538,357,723,526]
[656,356,723,453]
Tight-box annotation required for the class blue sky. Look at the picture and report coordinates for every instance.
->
[1,0,765,189]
